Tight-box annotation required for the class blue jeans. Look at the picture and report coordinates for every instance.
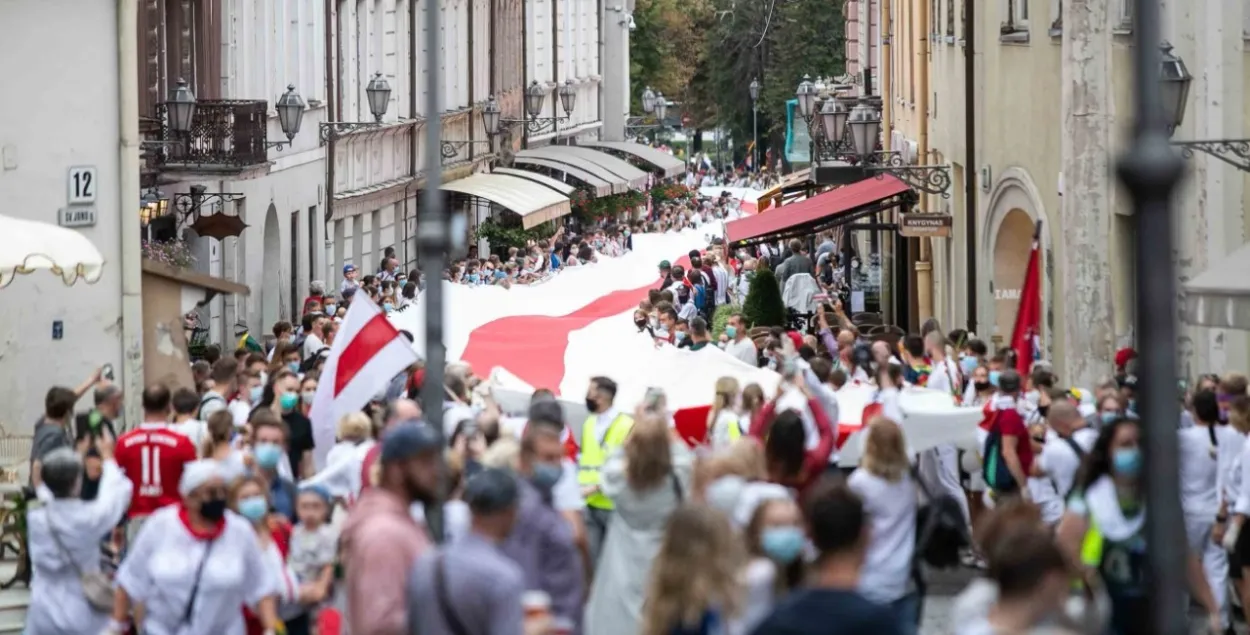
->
[889,592,921,635]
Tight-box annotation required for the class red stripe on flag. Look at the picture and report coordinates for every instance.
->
[460,256,692,394]
[335,314,401,396]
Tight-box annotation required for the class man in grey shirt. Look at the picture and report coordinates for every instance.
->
[408,468,527,635]
[775,238,815,290]
[31,386,80,488]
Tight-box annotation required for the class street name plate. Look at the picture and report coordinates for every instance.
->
[58,207,98,228]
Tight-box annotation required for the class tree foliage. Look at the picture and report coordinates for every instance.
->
[629,0,711,115]
[742,268,785,328]
[631,0,847,167]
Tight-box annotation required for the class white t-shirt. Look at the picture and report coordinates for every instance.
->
[925,358,962,399]
[847,468,916,604]
[724,337,758,367]
[1036,427,1098,499]
[170,419,208,453]
[1178,424,1244,518]
[227,400,252,428]
[1028,476,1064,525]
[302,333,324,361]
[712,266,730,305]
[708,409,744,449]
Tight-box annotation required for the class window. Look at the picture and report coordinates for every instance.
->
[290,208,301,318]
[946,0,955,38]
[1116,0,1133,31]
[308,206,318,287]
[932,0,940,37]
[1000,0,1029,42]
[1050,0,1062,36]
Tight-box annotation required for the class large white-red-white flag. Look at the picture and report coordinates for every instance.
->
[308,295,419,469]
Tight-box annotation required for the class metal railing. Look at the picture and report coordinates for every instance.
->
[156,100,270,168]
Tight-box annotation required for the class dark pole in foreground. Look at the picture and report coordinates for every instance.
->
[419,0,449,543]
[1115,0,1187,631]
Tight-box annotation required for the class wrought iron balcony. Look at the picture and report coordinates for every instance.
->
[154,100,270,169]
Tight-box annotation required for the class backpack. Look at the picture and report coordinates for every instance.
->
[910,464,970,569]
[197,393,226,420]
[1055,436,1087,498]
[981,410,1019,493]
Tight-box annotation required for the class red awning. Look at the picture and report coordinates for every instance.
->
[724,175,911,244]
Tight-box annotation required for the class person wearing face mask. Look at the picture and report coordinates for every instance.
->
[342,422,439,635]
[847,417,920,634]
[230,370,265,429]
[248,411,300,520]
[1056,418,1222,635]
[579,376,635,566]
[502,414,586,633]
[229,474,309,635]
[109,460,282,635]
[298,375,318,418]
[737,497,806,635]
[27,443,134,635]
[256,369,316,479]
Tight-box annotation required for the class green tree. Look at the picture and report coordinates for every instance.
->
[742,268,785,328]
[629,0,710,115]
[694,0,847,167]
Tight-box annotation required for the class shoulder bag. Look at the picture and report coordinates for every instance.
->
[182,538,218,624]
[45,512,114,612]
[434,552,474,635]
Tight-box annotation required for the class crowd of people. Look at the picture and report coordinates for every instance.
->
[18,186,1250,635]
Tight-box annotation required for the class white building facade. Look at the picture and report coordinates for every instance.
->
[0,0,131,428]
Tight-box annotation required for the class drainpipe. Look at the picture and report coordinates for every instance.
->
[118,0,145,426]
[408,0,418,254]
[914,0,933,325]
[881,0,892,150]
[323,0,337,231]
[551,0,560,144]
[963,0,977,333]
[521,0,529,148]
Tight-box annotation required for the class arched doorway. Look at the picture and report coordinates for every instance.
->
[992,208,1035,343]
[261,204,281,328]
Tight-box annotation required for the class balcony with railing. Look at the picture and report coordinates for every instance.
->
[153,100,270,170]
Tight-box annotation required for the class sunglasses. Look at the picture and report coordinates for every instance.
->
[1031,436,1046,444]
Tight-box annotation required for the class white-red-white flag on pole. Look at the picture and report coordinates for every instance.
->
[308,295,419,469]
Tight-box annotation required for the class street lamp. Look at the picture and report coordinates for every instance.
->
[558,80,577,117]
[483,95,502,136]
[272,85,306,149]
[750,77,761,172]
[320,72,400,143]
[366,72,392,122]
[1160,42,1250,171]
[795,74,818,120]
[166,78,198,134]
[798,74,951,196]
[655,94,668,121]
[525,80,547,118]
[642,86,657,114]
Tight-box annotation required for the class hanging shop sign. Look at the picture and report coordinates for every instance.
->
[898,213,953,238]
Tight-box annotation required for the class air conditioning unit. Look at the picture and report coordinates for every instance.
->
[891,130,904,152]
[903,140,918,165]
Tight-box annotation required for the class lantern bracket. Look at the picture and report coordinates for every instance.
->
[1171,139,1250,173]
[172,191,244,218]
[440,139,492,160]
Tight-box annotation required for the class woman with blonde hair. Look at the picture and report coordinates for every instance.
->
[585,410,696,635]
[325,411,374,468]
[741,384,766,424]
[847,417,920,634]
[706,376,744,448]
[640,504,744,635]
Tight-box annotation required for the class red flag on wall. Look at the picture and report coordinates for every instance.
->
[1009,221,1043,376]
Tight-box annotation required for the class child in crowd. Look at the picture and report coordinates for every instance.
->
[286,485,339,635]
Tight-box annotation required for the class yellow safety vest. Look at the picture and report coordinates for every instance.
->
[578,413,634,510]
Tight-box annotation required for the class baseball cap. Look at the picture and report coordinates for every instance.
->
[343,264,357,274]
[380,421,442,462]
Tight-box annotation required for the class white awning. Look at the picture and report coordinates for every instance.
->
[1184,241,1250,330]
[517,146,650,190]
[581,141,685,178]
[511,156,620,196]
[440,173,571,229]
[491,168,576,196]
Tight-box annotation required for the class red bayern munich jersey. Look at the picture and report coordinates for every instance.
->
[115,423,198,518]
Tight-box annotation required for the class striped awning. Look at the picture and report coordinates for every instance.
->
[440,173,571,228]
[1184,241,1250,330]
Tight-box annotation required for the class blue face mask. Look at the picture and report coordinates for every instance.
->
[467,274,480,283]
[760,526,806,564]
[249,386,263,403]
[1127,399,1137,413]
[1100,411,1118,426]
[494,269,507,279]
[1112,447,1142,477]
[988,370,1002,387]
[254,442,284,469]
[324,304,336,315]
[237,495,269,523]
[675,332,687,343]
[959,355,979,377]
[725,325,737,339]
[531,463,562,491]
[383,303,394,312]
[279,392,299,412]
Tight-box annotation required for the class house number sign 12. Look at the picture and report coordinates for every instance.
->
[67,166,98,205]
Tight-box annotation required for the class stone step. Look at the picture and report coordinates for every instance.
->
[0,561,28,633]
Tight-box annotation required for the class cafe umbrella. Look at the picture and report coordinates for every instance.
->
[0,214,105,288]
